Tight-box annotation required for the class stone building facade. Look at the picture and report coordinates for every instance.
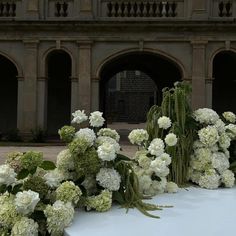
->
[0,0,236,135]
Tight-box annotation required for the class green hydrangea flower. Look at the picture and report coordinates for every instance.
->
[74,148,101,179]
[58,126,76,143]
[86,190,112,212]
[20,151,43,172]
[0,194,21,228]
[68,137,91,155]
[0,227,9,236]
[11,217,38,236]
[56,181,82,205]
[5,152,24,173]
[23,176,49,198]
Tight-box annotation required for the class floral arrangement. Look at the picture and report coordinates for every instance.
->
[147,82,195,186]
[128,125,179,196]
[0,111,165,235]
[188,108,236,189]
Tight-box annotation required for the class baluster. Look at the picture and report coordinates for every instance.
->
[225,1,232,17]
[11,3,16,17]
[127,2,131,17]
[133,2,138,17]
[120,2,125,17]
[171,2,177,17]
[139,2,144,17]
[152,2,157,17]
[219,1,224,17]
[62,2,68,17]
[114,2,119,17]
[117,2,122,17]
[159,2,163,17]
[165,2,170,17]
[5,2,10,17]
[55,2,61,17]
[107,2,113,17]
[146,2,150,17]
[0,3,4,17]
[111,3,116,17]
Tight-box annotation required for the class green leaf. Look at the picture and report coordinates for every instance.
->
[40,161,56,170]
[113,191,125,205]
[17,169,30,179]
[12,184,23,194]
[0,184,7,194]
[116,153,130,161]
[29,167,37,175]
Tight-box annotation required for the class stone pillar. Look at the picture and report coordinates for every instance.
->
[78,41,92,113]
[205,77,214,108]
[191,41,207,109]
[71,77,79,114]
[37,77,47,130]
[24,0,39,19]
[17,76,24,131]
[22,40,38,134]
[91,78,99,111]
[191,0,208,19]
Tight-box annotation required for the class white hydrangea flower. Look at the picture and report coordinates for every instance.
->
[157,116,172,129]
[193,140,205,149]
[194,148,212,164]
[44,169,64,188]
[159,153,171,166]
[0,164,16,186]
[164,133,178,146]
[15,190,40,215]
[96,136,120,153]
[56,149,75,171]
[198,126,219,147]
[71,110,88,124]
[223,111,236,123]
[188,168,201,184]
[89,111,105,127]
[128,129,149,145]
[225,124,236,139]
[138,175,152,192]
[193,108,219,125]
[75,128,96,147]
[198,169,220,189]
[214,119,226,134]
[221,170,235,188]
[211,152,229,174]
[97,142,116,161]
[11,217,38,236]
[96,168,121,191]
[150,178,167,195]
[148,138,165,157]
[150,159,169,177]
[97,128,120,142]
[44,201,74,236]
[137,155,152,169]
[165,182,179,193]
[218,132,231,150]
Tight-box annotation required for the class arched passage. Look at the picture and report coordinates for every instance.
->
[99,52,182,123]
[213,51,236,113]
[46,50,71,135]
[0,54,18,134]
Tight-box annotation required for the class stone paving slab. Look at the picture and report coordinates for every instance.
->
[0,144,138,164]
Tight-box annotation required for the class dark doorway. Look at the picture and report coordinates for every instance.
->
[46,50,71,136]
[100,52,182,124]
[213,51,236,114]
[0,55,18,134]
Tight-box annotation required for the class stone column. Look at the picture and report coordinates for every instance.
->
[78,41,92,113]
[191,41,207,109]
[191,0,208,19]
[22,40,38,134]
[24,0,39,19]
[17,76,24,131]
[71,77,79,114]
[79,0,93,18]
[37,77,47,130]
[205,77,214,108]
[91,78,99,111]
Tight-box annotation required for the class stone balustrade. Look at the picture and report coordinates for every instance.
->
[211,0,234,18]
[0,0,20,17]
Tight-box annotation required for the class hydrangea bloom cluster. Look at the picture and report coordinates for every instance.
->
[189,108,235,189]
[89,111,105,127]
[71,109,88,124]
[128,129,149,145]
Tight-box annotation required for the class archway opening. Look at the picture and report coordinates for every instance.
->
[213,51,236,114]
[46,50,71,136]
[0,55,18,135]
[99,52,182,126]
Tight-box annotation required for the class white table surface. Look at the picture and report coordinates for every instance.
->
[64,186,236,236]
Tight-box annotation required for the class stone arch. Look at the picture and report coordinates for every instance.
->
[45,49,72,136]
[97,48,184,124]
[0,53,19,134]
[211,49,236,113]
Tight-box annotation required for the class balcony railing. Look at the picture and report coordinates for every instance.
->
[99,0,185,18]
[211,0,234,18]
[0,0,21,18]
[47,0,74,18]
